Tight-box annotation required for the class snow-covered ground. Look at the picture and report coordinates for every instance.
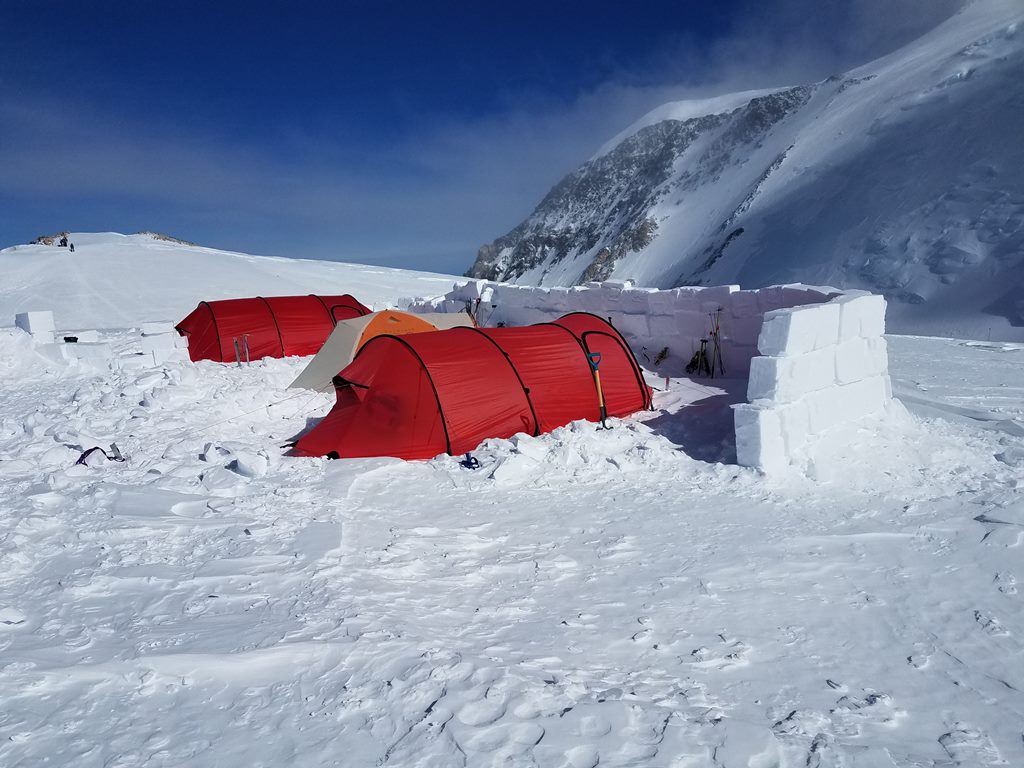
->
[0,233,462,329]
[1,295,1022,768]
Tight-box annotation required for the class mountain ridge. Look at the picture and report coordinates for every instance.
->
[469,0,1024,341]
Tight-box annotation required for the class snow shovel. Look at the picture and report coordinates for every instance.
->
[588,351,611,430]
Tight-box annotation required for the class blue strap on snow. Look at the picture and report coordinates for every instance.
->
[460,453,480,470]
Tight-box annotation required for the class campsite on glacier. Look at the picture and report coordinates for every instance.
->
[0,233,1021,767]
[2,0,1023,766]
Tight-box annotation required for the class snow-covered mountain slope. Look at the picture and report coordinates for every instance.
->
[0,232,462,329]
[469,0,1024,341]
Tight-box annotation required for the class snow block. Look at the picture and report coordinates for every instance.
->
[723,315,763,345]
[837,294,886,341]
[141,333,176,354]
[58,342,113,365]
[747,347,836,403]
[804,375,888,434]
[613,314,649,340]
[15,311,55,344]
[834,337,871,385]
[722,343,759,376]
[619,289,649,313]
[758,303,841,356]
[141,321,176,336]
[803,386,843,435]
[734,404,788,472]
[835,336,889,384]
[730,290,761,318]
[776,399,811,454]
[866,336,889,375]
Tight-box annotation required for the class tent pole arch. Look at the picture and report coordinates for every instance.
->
[195,301,222,361]
[309,294,338,326]
[557,312,652,410]
[345,334,454,455]
[578,330,652,410]
[256,296,287,357]
[328,298,370,321]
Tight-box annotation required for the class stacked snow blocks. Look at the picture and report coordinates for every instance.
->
[415,280,839,377]
[734,292,890,472]
[141,321,189,366]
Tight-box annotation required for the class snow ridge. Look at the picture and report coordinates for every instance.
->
[468,0,1024,341]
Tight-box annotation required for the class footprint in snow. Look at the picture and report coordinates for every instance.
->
[992,571,1017,595]
[939,723,1008,766]
[974,609,1010,637]
[829,691,904,737]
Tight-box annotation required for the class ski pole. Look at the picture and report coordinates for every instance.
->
[588,351,611,430]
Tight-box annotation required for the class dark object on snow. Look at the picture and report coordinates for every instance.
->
[75,443,127,466]
[460,453,480,469]
[686,341,713,377]
[59,235,68,247]
[63,336,79,343]
[69,242,75,252]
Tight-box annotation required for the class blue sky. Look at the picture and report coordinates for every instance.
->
[1,0,961,274]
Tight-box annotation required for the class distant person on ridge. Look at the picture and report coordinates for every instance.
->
[69,242,75,252]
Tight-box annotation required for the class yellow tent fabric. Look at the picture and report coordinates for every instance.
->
[288,310,474,391]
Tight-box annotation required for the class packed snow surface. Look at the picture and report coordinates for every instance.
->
[1,294,1022,765]
[0,232,462,329]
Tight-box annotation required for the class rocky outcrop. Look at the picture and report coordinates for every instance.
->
[468,86,813,285]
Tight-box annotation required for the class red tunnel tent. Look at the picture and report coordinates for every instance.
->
[293,312,652,460]
[176,295,370,362]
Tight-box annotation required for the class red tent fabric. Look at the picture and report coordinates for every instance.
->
[176,295,369,362]
[293,312,652,460]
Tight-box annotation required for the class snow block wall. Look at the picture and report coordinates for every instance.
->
[734,292,891,473]
[410,281,892,474]
[409,280,839,377]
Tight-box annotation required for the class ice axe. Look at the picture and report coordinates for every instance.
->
[588,351,611,430]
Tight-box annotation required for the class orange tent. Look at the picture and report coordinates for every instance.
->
[288,310,474,391]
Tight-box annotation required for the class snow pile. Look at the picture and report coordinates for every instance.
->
[413,279,894,472]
